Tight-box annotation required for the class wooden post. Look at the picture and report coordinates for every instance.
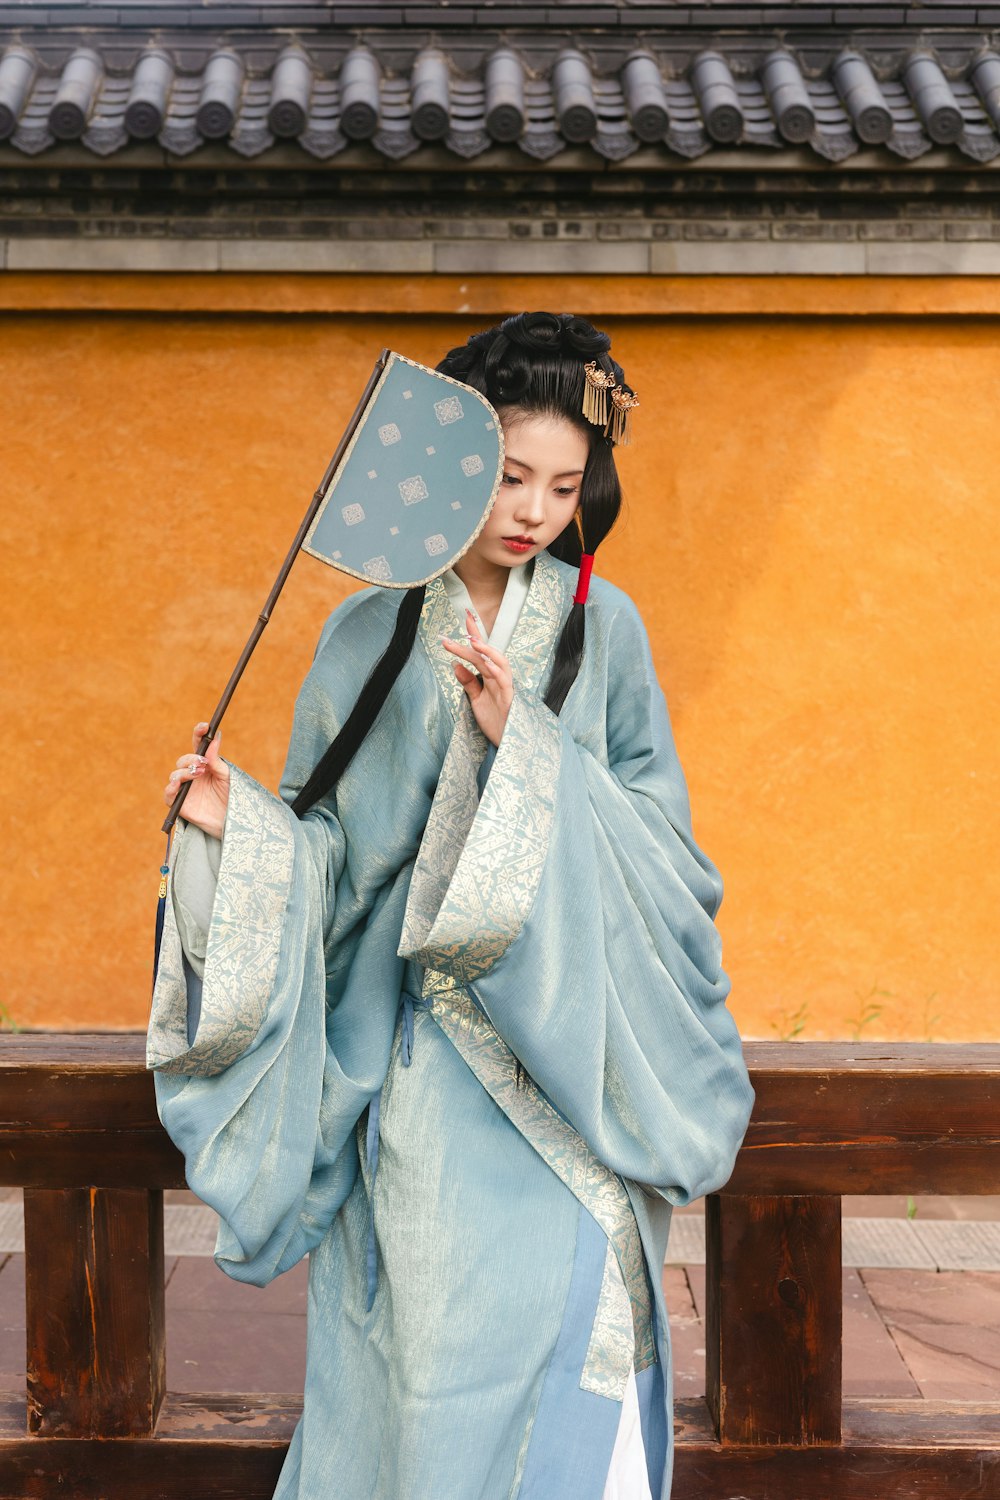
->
[23,1187,165,1437]
[704,1193,842,1446]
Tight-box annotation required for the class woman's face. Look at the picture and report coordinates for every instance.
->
[470,409,589,569]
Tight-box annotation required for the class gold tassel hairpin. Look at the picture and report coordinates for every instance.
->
[605,384,640,447]
[582,359,617,428]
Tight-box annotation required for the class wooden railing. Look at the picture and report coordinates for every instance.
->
[1,1035,999,1498]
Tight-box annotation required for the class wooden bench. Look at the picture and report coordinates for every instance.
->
[1,1035,998,1497]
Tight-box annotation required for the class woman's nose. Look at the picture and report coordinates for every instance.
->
[515,489,546,522]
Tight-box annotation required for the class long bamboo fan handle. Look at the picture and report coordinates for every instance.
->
[160,347,392,836]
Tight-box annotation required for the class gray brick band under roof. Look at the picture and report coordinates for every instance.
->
[6,23,1000,163]
[12,4,1000,26]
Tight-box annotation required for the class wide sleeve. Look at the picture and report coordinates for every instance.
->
[146,762,355,1284]
[146,595,415,1285]
[397,597,755,1207]
[169,823,222,981]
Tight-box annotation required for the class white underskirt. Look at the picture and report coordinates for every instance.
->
[602,1366,653,1500]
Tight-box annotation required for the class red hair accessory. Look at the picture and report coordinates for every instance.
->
[573,553,595,605]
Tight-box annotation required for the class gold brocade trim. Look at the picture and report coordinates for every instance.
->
[147,767,294,1078]
[419,563,470,719]
[400,550,567,984]
[582,1241,636,1400]
[396,701,488,960]
[397,687,561,983]
[417,548,568,722]
[423,972,656,1384]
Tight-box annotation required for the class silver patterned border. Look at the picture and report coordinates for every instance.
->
[147,766,294,1078]
[581,1241,636,1400]
[419,565,469,719]
[146,822,194,1071]
[423,972,656,1386]
[397,682,561,983]
[417,546,569,720]
[400,550,569,980]
[396,699,488,959]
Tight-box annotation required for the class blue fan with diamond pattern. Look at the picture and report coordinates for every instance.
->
[302,350,505,587]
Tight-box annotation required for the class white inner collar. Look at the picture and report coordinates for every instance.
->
[441,559,534,655]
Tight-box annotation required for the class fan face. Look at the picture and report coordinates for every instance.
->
[303,351,506,588]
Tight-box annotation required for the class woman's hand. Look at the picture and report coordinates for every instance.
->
[442,608,515,748]
[162,721,230,840]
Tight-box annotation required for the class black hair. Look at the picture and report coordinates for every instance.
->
[292,311,631,817]
[290,583,427,816]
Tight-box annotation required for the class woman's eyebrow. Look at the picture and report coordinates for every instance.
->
[505,456,585,477]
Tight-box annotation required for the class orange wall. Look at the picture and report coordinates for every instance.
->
[1,301,998,1041]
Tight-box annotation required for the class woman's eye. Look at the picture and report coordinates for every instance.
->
[502,473,520,485]
[557,487,578,497]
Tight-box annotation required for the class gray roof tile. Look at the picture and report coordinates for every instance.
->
[3,21,1000,166]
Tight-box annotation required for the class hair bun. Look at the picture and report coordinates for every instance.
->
[559,315,611,360]
[440,345,479,384]
[502,311,611,363]
[434,309,629,411]
[502,311,562,353]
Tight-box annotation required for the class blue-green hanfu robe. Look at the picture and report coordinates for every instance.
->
[147,548,755,1500]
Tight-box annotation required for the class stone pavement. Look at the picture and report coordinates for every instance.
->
[1,1189,998,1401]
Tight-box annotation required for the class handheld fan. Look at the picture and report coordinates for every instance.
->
[161,347,505,836]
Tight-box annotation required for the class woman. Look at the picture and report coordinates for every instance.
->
[148,311,755,1500]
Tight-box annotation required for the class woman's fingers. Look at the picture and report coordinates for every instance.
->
[467,636,505,669]
[163,728,230,832]
[443,629,509,677]
[442,613,514,746]
[190,721,223,763]
[441,635,482,672]
[164,765,202,804]
[168,763,205,784]
[453,659,483,696]
[165,738,224,803]
[464,613,511,679]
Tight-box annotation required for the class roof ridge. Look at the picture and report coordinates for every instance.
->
[2,24,999,163]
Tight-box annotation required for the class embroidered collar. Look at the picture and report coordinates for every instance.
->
[440,558,531,654]
[419,548,568,719]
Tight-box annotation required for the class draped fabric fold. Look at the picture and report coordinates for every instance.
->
[146,549,754,1500]
[399,586,754,1207]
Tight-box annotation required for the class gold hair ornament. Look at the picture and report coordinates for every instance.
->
[582,359,617,428]
[605,384,640,447]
